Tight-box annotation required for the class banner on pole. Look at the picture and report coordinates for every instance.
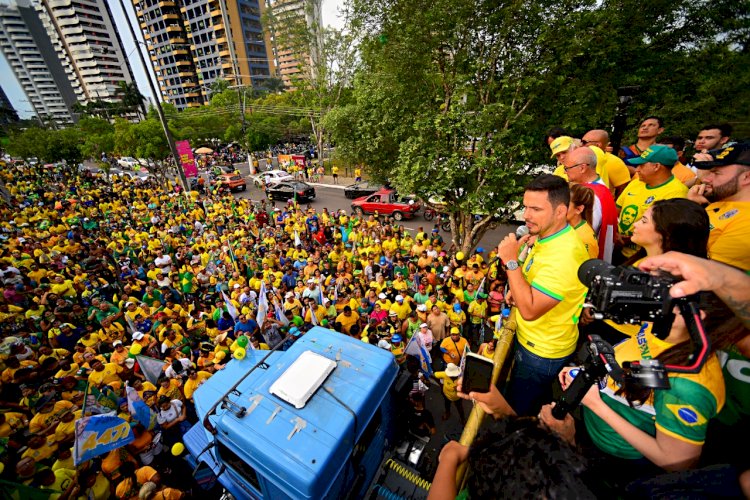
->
[176,140,198,178]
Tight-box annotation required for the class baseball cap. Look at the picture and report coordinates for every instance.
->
[132,332,145,340]
[450,327,460,335]
[693,142,750,169]
[550,136,574,158]
[395,295,403,302]
[420,322,428,328]
[113,340,123,347]
[628,145,678,167]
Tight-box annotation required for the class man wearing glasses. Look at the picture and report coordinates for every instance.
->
[562,148,619,263]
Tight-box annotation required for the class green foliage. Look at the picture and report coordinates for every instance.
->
[78,117,115,161]
[331,0,750,251]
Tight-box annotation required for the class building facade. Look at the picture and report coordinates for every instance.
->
[134,0,273,110]
[0,0,76,124]
[265,0,322,89]
[35,0,137,103]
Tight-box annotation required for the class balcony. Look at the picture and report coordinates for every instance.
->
[175,59,192,66]
[177,70,195,77]
[158,0,175,7]
[163,13,179,20]
[166,24,182,33]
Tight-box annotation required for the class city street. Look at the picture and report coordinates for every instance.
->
[231,167,523,254]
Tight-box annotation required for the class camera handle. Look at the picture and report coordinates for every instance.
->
[664,299,710,374]
[552,335,621,420]
[551,366,597,420]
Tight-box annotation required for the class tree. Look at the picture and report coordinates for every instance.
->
[331,0,750,253]
[115,81,147,118]
[331,0,590,253]
[78,117,115,163]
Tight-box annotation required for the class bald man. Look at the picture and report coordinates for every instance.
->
[581,129,632,196]
[562,148,619,262]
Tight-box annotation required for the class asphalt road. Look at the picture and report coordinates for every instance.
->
[234,177,522,254]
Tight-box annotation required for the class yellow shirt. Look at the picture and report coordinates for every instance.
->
[616,175,688,257]
[183,371,212,401]
[335,311,360,334]
[574,220,599,259]
[706,200,750,271]
[517,225,588,358]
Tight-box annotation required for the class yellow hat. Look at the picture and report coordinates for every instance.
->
[550,136,575,158]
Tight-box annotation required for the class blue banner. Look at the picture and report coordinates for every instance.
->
[74,414,134,465]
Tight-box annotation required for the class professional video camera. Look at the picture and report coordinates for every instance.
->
[552,259,710,420]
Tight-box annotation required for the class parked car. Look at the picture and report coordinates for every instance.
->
[251,169,294,188]
[212,173,247,192]
[266,181,316,202]
[351,189,421,221]
[117,157,140,169]
[344,180,384,199]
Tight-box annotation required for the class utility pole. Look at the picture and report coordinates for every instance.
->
[116,0,189,193]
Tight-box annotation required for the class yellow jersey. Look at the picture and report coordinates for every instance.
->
[616,175,687,257]
[517,225,588,358]
[574,220,599,259]
[706,200,750,271]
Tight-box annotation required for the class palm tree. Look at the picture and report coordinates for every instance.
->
[116,82,147,118]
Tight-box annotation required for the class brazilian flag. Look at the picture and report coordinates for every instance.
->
[179,270,196,293]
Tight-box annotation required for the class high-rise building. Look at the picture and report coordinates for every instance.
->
[133,0,273,110]
[0,85,20,124]
[265,0,322,89]
[0,0,77,125]
[35,0,137,102]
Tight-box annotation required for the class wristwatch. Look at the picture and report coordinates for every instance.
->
[505,259,519,271]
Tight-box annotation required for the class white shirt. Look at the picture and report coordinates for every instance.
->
[157,399,183,425]
[154,254,173,274]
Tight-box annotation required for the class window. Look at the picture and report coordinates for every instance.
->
[217,441,261,492]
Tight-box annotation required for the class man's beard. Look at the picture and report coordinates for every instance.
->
[706,174,741,202]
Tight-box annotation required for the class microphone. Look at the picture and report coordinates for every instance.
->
[488,226,531,267]
[515,225,532,263]
[515,225,530,239]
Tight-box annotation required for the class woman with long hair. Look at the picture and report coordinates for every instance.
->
[584,198,711,341]
[568,183,599,259]
[625,198,709,265]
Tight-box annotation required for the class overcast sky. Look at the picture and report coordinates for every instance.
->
[0,0,345,119]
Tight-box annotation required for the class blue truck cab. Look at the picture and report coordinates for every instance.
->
[184,327,400,499]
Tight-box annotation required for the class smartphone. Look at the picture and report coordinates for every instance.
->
[462,353,495,393]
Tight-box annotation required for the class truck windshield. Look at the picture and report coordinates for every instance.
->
[218,441,262,492]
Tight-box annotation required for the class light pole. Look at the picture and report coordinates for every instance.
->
[116,0,189,192]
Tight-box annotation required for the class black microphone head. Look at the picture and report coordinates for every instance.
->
[515,225,529,239]
[577,259,613,287]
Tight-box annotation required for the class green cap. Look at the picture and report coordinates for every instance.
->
[628,145,678,167]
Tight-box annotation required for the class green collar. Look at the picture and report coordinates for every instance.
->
[538,224,572,244]
[646,175,675,190]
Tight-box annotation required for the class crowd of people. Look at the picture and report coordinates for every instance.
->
[0,155,511,498]
[0,117,748,499]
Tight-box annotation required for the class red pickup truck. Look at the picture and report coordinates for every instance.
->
[351,189,421,221]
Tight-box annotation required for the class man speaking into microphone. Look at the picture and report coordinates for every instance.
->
[497,175,589,416]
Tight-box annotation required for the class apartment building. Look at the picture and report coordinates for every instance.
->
[134,0,273,110]
[265,0,322,89]
[0,0,76,124]
[35,0,137,102]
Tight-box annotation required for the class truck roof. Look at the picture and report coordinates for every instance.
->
[191,327,399,499]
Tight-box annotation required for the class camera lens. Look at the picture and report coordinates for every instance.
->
[577,259,613,287]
